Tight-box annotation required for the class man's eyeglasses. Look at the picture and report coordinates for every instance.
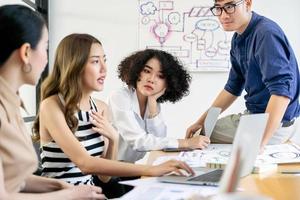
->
[210,0,245,16]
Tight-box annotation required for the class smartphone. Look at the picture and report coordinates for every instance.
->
[162,147,193,152]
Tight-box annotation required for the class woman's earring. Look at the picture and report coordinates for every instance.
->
[22,63,32,73]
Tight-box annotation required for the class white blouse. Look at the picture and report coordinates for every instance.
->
[108,86,178,162]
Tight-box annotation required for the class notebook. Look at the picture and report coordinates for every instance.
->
[200,107,222,138]
[157,113,269,187]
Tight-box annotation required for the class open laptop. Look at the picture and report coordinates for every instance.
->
[199,107,222,138]
[163,107,221,152]
[158,113,268,186]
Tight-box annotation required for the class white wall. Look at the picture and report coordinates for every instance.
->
[47,0,299,139]
[1,0,299,135]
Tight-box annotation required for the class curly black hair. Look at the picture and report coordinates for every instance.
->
[118,49,191,103]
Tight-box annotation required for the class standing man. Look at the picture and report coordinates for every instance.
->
[186,0,300,148]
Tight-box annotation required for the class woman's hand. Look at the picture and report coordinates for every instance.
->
[148,88,166,102]
[185,123,202,138]
[180,135,210,149]
[147,88,166,118]
[68,185,105,200]
[57,179,72,189]
[90,110,118,142]
[145,160,195,177]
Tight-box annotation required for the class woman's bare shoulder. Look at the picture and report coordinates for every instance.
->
[39,95,62,113]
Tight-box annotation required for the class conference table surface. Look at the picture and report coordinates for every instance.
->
[147,150,300,200]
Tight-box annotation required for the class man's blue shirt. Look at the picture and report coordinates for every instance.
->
[225,12,300,122]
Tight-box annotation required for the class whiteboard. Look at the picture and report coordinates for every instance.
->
[138,0,232,72]
[136,0,300,73]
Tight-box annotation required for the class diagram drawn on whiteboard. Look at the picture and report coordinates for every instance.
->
[138,0,233,71]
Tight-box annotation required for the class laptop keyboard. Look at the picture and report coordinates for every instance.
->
[188,169,223,182]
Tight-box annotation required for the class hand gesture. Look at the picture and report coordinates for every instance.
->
[68,185,106,200]
[146,160,195,177]
[186,135,210,149]
[185,123,202,138]
[148,88,166,102]
[147,88,166,118]
[90,110,118,142]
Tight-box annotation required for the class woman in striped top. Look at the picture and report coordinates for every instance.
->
[40,94,105,186]
[33,34,194,198]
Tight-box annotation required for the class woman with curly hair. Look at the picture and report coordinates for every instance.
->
[108,49,210,163]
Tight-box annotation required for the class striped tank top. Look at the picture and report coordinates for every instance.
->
[40,94,105,185]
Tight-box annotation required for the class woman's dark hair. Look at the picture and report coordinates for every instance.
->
[118,49,191,103]
[0,4,46,65]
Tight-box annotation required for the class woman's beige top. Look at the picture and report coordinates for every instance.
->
[0,76,38,192]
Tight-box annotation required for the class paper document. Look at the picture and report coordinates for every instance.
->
[153,144,232,167]
[153,143,300,169]
[120,186,195,200]
[257,143,300,164]
[120,178,218,200]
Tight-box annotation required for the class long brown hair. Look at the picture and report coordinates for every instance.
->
[33,33,102,141]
